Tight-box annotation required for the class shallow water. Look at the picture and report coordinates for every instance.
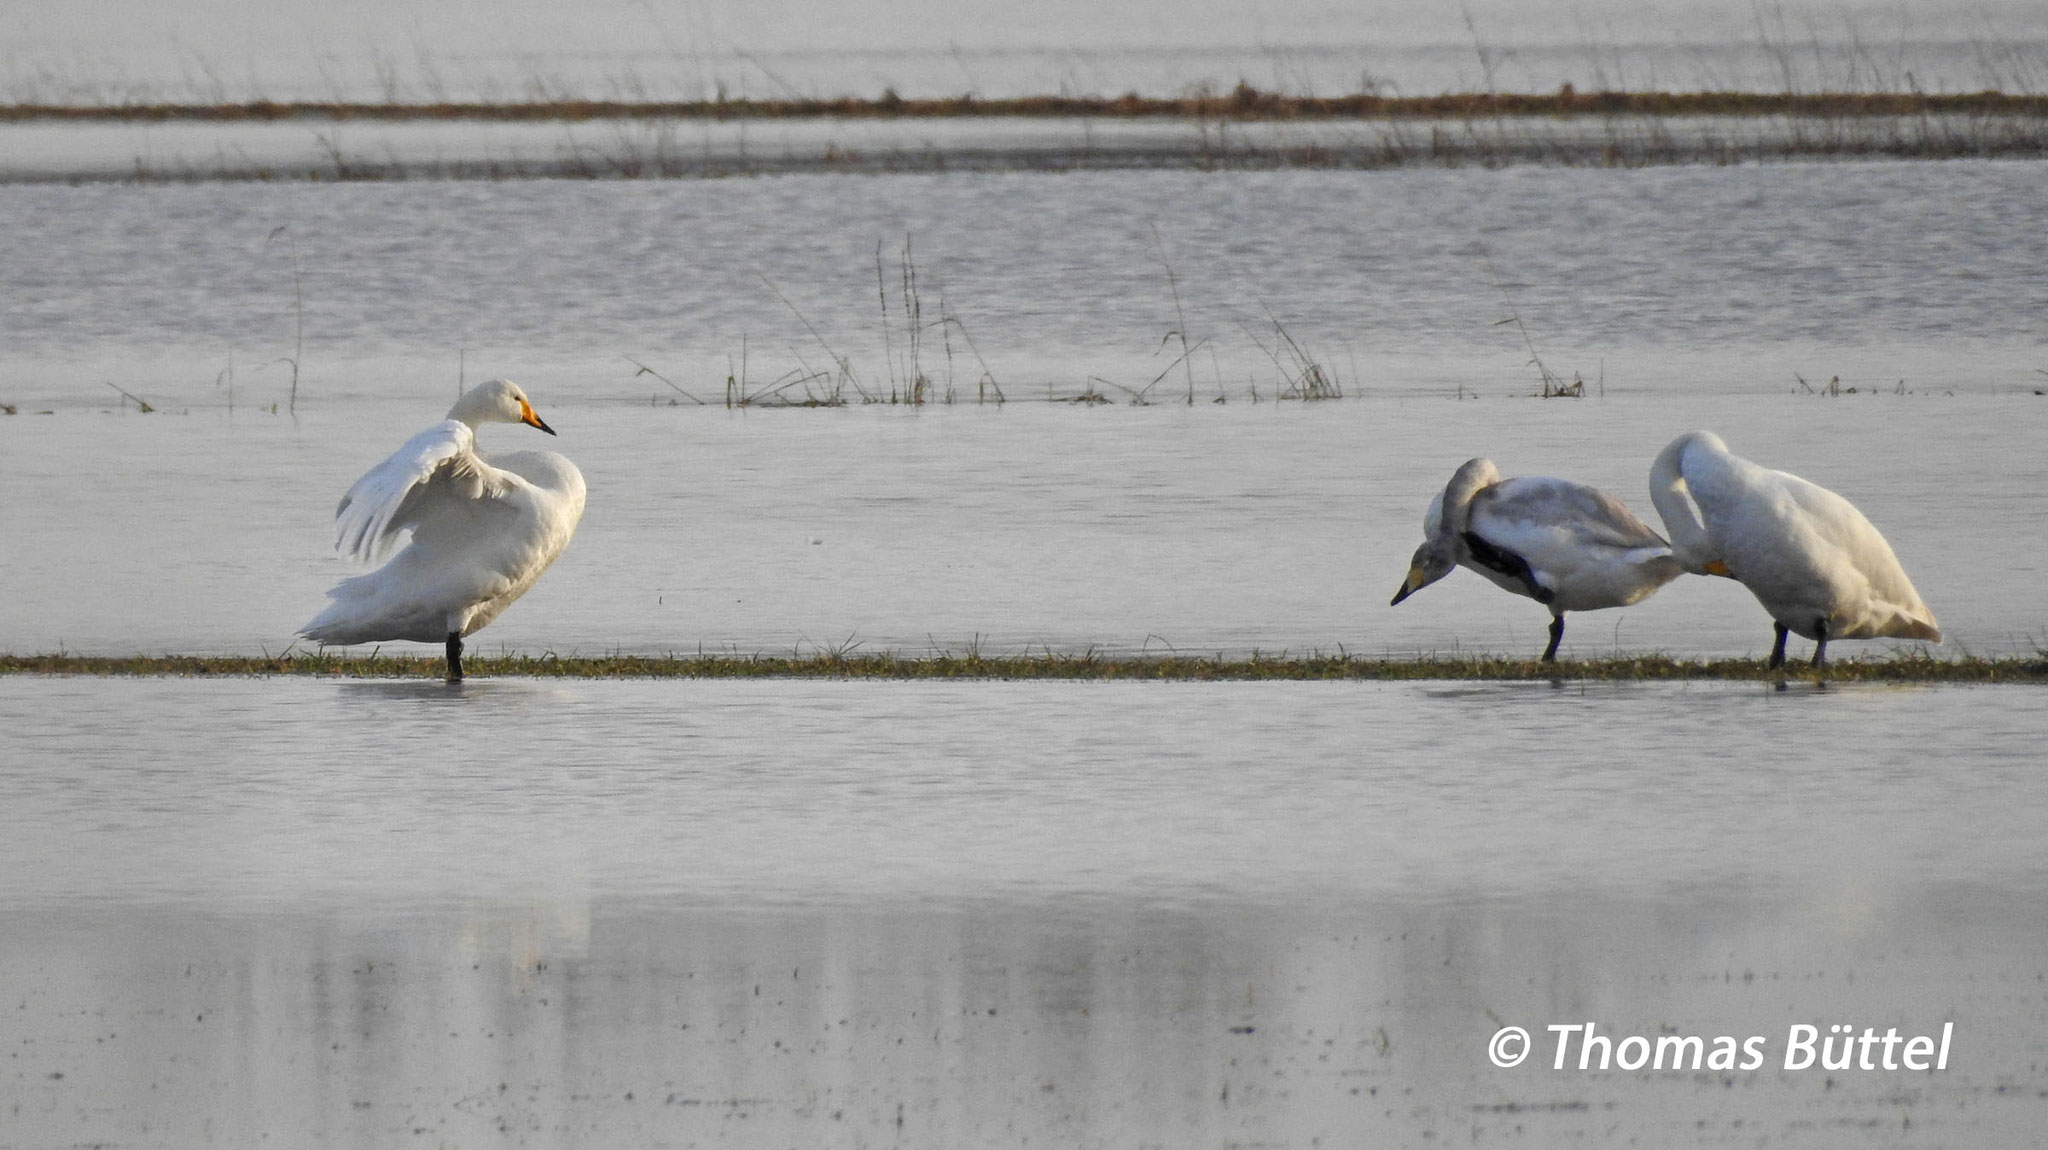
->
[3,163,2046,411]
[2,394,2033,660]
[6,677,2045,907]
[3,676,2045,1146]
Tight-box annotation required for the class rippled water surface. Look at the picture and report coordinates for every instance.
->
[3,163,2046,407]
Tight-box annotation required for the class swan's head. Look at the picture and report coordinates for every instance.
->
[1392,487,1457,607]
[448,379,556,435]
[1391,534,1458,606]
[1392,462,1495,606]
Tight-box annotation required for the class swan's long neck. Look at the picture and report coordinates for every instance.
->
[446,390,496,428]
[1440,458,1500,538]
[1648,436,1714,571]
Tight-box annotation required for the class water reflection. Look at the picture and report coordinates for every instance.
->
[3,675,2046,1143]
[5,888,2039,1148]
[5,676,2047,908]
[334,677,560,703]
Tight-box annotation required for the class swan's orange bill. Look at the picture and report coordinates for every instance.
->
[519,400,557,436]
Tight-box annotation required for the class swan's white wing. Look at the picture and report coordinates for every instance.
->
[1479,478,1671,555]
[1768,468,1940,638]
[1469,477,1680,610]
[334,419,496,564]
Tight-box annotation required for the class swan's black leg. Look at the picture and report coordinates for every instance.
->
[1542,615,1565,662]
[1768,622,1789,668]
[1809,618,1829,669]
[446,631,464,682]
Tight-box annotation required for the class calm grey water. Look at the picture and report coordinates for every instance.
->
[2,676,2045,1146]
[3,165,2046,408]
[3,395,2036,660]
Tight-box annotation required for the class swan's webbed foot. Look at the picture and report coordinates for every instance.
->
[446,631,465,682]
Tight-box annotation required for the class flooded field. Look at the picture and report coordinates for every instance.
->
[4,128,2047,1146]
[0,164,2036,665]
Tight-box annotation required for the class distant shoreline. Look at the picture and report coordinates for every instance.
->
[3,652,2039,682]
[5,91,2045,182]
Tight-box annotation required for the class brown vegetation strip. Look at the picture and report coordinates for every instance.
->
[6,87,2048,124]
[3,652,2042,682]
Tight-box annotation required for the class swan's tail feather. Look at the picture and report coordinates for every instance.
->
[1873,606,1941,643]
[299,569,450,646]
[1901,617,1942,643]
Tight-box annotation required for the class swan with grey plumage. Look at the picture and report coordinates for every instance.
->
[1392,457,1685,661]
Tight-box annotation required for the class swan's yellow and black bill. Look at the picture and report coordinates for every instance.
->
[519,399,558,436]
[1390,567,1425,606]
[1703,559,1734,578]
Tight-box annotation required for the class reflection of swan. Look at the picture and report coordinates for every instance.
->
[302,380,586,681]
[1649,430,1939,667]
[1392,458,1684,661]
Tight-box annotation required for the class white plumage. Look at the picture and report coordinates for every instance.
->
[301,379,586,679]
[1392,457,1684,661]
[1648,430,1938,667]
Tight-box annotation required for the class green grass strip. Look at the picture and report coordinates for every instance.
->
[3,652,2043,682]
[6,89,2047,124]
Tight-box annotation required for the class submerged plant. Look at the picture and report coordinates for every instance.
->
[1486,254,1595,398]
[264,225,305,413]
[678,235,1009,408]
[105,381,154,412]
[1244,306,1343,401]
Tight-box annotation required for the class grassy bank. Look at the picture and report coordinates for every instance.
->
[3,651,2042,682]
[6,87,2047,124]
[7,85,2043,181]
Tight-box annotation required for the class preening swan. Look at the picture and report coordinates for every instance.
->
[301,379,586,681]
[1648,430,1939,667]
[1391,457,1685,661]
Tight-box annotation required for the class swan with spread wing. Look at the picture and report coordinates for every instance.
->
[301,379,586,681]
